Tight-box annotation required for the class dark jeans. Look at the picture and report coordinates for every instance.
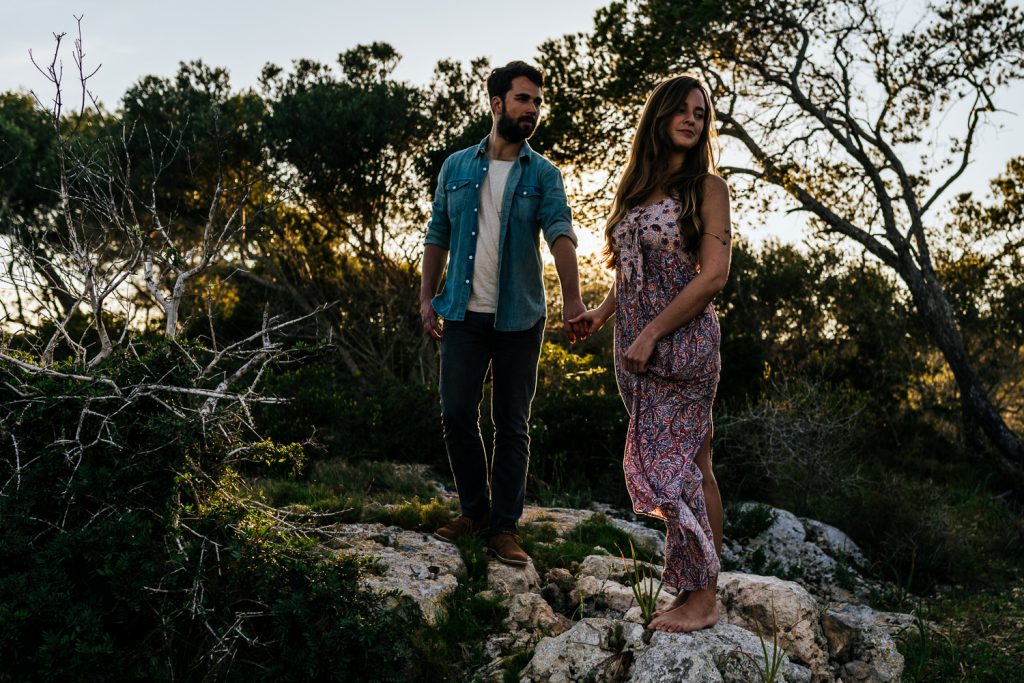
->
[439,312,544,536]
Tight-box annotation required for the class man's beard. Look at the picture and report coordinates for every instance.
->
[497,109,537,143]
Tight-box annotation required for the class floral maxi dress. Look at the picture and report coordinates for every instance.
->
[613,197,721,591]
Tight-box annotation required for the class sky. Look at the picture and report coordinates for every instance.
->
[2,0,1022,251]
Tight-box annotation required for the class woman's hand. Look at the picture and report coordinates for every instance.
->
[623,328,658,374]
[569,308,610,338]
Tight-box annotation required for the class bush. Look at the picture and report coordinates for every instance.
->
[521,513,660,575]
[715,375,870,511]
[528,343,629,505]
[257,353,445,466]
[0,340,422,681]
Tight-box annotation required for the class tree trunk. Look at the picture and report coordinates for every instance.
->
[903,264,1024,473]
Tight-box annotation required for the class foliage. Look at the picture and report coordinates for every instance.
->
[371,497,455,532]
[898,580,1024,682]
[617,540,663,624]
[723,502,779,542]
[521,513,659,576]
[0,340,422,681]
[748,600,789,683]
[528,342,629,505]
[537,0,1024,471]
[251,456,459,537]
[256,355,445,465]
[716,376,870,510]
[407,535,504,682]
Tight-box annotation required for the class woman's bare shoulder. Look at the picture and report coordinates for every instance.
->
[702,174,730,198]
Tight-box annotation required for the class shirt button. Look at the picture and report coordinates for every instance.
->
[522,191,527,195]
[472,232,476,236]
[475,184,479,188]
[469,255,474,259]
[474,208,478,212]
[465,279,470,284]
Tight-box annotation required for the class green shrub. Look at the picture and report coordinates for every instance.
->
[252,457,443,513]
[257,357,445,465]
[528,343,630,505]
[715,376,870,511]
[724,502,779,542]
[521,513,659,575]
[371,497,456,531]
[0,340,423,681]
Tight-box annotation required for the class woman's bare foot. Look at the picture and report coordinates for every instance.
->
[648,587,718,633]
[651,590,689,618]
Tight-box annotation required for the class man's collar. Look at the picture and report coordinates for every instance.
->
[475,135,533,162]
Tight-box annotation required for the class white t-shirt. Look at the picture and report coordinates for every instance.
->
[467,159,514,313]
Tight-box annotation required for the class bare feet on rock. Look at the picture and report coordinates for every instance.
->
[648,586,718,633]
[651,590,689,618]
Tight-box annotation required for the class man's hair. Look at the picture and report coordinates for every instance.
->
[486,61,544,101]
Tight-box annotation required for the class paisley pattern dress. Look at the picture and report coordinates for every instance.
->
[613,197,721,591]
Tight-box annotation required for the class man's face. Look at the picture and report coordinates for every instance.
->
[494,76,543,143]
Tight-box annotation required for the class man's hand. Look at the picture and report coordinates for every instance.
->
[562,298,588,343]
[421,299,442,339]
[569,308,609,338]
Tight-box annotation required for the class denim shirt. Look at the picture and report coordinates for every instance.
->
[424,136,577,332]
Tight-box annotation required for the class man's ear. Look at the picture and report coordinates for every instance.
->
[490,95,504,117]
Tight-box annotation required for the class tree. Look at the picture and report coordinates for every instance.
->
[252,46,492,382]
[538,0,1024,478]
[939,157,1024,434]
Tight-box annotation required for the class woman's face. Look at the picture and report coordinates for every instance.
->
[665,88,707,151]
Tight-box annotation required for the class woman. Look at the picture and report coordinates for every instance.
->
[571,75,731,633]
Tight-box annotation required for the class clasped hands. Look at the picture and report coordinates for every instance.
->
[568,304,656,374]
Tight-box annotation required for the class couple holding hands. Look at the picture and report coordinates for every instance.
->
[419,60,731,633]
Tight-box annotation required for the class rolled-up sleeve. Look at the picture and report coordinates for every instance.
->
[538,165,576,249]
[424,158,452,249]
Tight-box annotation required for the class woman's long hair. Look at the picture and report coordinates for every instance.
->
[602,75,720,266]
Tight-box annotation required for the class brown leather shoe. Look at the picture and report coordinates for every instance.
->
[487,531,529,566]
[433,512,488,544]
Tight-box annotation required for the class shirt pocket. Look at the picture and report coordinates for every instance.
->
[445,178,475,217]
[511,184,542,224]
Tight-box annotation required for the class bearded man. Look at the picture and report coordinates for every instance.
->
[420,60,585,566]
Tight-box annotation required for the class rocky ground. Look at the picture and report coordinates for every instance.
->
[321,490,916,682]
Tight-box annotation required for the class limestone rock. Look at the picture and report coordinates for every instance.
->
[328,523,463,624]
[630,623,791,683]
[787,662,814,683]
[506,592,569,635]
[519,618,792,683]
[577,554,665,584]
[799,518,868,568]
[623,606,645,624]
[541,567,575,614]
[520,618,645,683]
[573,574,640,615]
[717,572,830,676]
[544,567,575,592]
[840,659,884,682]
[521,506,593,532]
[728,505,876,602]
[608,517,665,558]
[820,604,906,682]
[488,556,541,595]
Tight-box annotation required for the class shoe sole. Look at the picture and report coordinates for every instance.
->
[486,546,529,567]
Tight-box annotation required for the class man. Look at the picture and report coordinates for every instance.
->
[420,61,586,566]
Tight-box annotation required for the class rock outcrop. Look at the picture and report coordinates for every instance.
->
[329,501,913,682]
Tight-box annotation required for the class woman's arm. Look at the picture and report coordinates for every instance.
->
[622,176,732,373]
